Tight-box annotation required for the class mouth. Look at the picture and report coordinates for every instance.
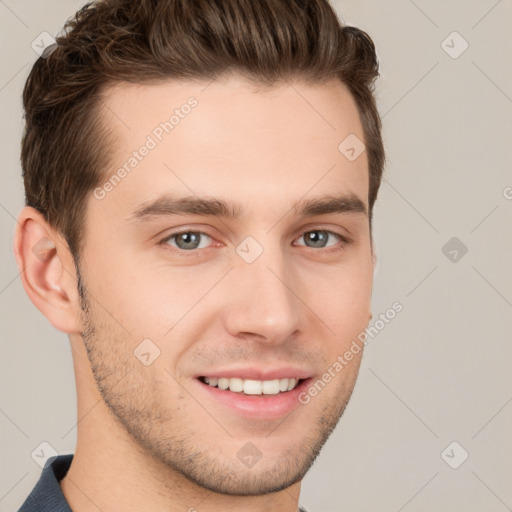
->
[194,368,313,419]
[198,376,304,395]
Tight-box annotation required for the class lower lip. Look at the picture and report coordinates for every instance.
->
[195,378,313,420]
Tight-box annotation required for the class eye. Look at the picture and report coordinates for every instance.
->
[160,228,351,255]
[295,229,348,250]
[162,231,213,251]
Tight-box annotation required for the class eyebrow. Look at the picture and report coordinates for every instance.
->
[128,192,367,222]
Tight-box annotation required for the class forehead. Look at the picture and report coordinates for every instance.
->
[94,75,369,222]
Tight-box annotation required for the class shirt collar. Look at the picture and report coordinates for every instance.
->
[17,454,73,512]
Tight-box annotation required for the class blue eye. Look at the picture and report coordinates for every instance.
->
[160,228,351,255]
[163,231,213,251]
[295,230,347,249]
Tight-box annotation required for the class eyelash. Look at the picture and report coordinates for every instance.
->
[159,229,352,256]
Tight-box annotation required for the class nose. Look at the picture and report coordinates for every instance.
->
[223,247,301,345]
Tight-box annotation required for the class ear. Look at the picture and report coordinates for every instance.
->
[13,206,83,333]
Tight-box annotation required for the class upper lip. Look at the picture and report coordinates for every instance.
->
[196,367,313,381]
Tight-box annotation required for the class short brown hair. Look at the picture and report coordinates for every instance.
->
[21,0,385,260]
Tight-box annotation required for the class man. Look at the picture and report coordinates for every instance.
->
[14,0,384,510]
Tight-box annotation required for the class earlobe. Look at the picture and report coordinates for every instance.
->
[13,207,83,334]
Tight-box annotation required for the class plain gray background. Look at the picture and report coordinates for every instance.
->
[1,1,511,511]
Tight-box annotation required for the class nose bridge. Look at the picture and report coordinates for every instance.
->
[224,239,301,342]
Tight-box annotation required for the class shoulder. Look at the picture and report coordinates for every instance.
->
[16,454,74,512]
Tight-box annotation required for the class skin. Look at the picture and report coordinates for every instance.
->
[14,74,375,512]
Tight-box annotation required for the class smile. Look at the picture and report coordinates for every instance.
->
[200,376,303,395]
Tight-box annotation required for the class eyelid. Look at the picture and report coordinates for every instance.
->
[159,226,352,254]
[294,229,351,247]
[160,229,217,252]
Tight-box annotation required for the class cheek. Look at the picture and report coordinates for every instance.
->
[86,254,222,341]
[306,258,373,333]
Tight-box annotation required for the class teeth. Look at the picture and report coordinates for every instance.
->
[262,379,280,394]
[229,377,243,392]
[202,376,301,395]
[243,380,262,395]
[279,378,289,392]
[287,378,297,391]
[218,378,229,390]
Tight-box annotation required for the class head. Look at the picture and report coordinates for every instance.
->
[15,0,384,498]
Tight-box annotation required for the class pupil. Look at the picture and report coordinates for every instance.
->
[179,232,198,249]
[308,231,326,248]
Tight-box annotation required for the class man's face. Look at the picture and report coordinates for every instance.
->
[76,75,373,495]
